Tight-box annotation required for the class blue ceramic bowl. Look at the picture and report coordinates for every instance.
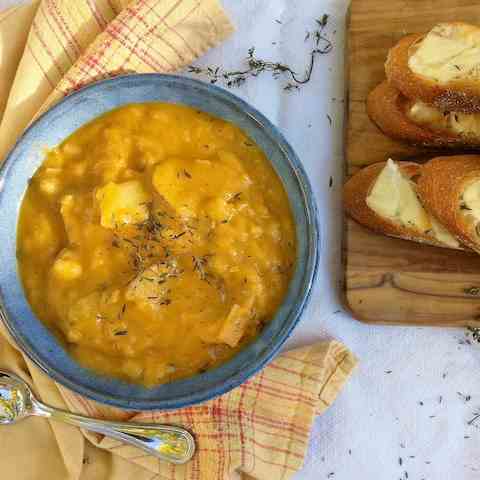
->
[0,74,319,410]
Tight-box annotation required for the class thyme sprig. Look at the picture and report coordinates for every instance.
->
[464,286,480,296]
[463,287,480,341]
[192,255,211,281]
[113,205,190,278]
[192,255,226,301]
[187,15,332,91]
[467,326,480,343]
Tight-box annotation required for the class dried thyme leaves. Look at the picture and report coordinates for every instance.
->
[463,287,480,342]
[467,326,480,343]
[464,286,480,296]
[187,15,333,91]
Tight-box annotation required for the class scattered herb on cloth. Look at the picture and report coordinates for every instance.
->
[462,287,480,341]
[187,15,333,90]
[467,326,480,343]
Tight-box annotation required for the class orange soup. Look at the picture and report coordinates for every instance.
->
[17,103,296,386]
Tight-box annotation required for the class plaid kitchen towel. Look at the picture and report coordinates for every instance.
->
[0,2,357,479]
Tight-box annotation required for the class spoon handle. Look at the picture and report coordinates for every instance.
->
[32,399,195,464]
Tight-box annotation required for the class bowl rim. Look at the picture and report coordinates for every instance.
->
[0,73,319,410]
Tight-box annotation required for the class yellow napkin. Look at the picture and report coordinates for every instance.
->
[0,2,358,479]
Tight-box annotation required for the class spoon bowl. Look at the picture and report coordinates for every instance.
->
[0,370,31,424]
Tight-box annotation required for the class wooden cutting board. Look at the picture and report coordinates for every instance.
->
[344,0,480,326]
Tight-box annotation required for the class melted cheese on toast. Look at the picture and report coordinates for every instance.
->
[409,23,480,84]
[366,159,459,247]
[462,181,480,229]
[407,101,480,138]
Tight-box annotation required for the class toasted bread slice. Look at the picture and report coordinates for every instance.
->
[385,23,480,113]
[344,159,462,249]
[367,81,480,148]
[416,155,480,253]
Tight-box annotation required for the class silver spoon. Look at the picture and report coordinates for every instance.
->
[0,370,195,464]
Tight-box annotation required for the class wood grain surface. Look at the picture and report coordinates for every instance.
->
[344,0,480,326]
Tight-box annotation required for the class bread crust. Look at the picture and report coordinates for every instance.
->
[344,161,462,249]
[385,28,480,113]
[416,155,480,253]
[366,81,473,148]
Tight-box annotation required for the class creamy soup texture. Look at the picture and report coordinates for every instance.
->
[17,103,296,386]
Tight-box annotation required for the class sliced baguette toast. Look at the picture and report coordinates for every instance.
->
[385,23,480,113]
[367,81,480,148]
[416,155,480,254]
[344,159,462,249]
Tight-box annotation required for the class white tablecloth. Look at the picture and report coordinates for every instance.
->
[207,2,480,479]
[2,0,479,478]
